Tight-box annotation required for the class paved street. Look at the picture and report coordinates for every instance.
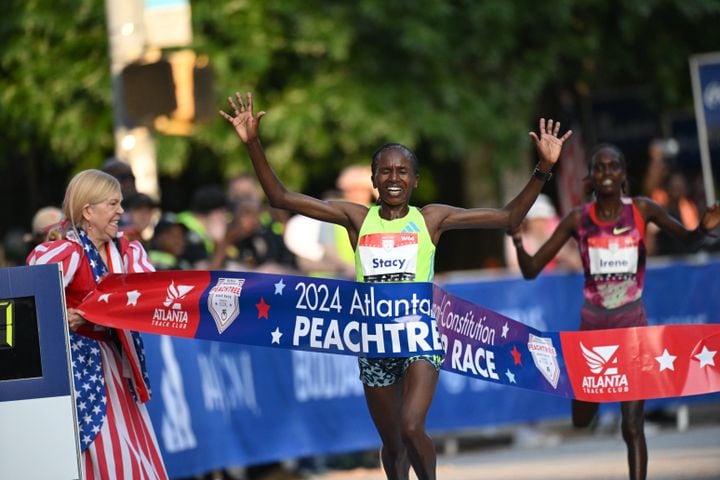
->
[309,423,720,480]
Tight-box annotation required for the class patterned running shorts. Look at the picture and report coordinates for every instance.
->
[358,354,443,387]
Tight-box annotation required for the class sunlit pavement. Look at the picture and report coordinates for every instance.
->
[307,423,720,480]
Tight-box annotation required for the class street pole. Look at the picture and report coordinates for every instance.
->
[104,0,160,199]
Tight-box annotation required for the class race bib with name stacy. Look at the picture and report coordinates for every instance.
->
[358,232,418,282]
[587,236,639,275]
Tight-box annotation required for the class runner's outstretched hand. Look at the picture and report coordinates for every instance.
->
[530,118,573,168]
[219,91,266,144]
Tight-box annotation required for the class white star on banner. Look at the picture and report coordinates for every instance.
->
[126,290,141,306]
[505,369,516,383]
[694,346,717,368]
[98,293,110,303]
[501,322,509,338]
[274,279,286,295]
[271,327,283,344]
[655,349,677,372]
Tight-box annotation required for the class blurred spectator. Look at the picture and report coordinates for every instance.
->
[225,196,296,273]
[642,139,672,202]
[102,156,137,199]
[651,170,701,256]
[102,156,138,230]
[2,228,31,267]
[228,173,289,239]
[178,185,230,270]
[504,194,582,272]
[640,138,704,256]
[283,212,329,276]
[285,165,377,279]
[27,205,64,246]
[323,165,377,276]
[148,213,191,271]
[228,172,263,206]
[123,192,159,244]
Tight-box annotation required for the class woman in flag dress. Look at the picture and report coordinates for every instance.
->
[27,169,168,480]
[221,92,572,480]
[508,144,719,480]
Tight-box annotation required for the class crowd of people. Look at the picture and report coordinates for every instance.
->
[3,99,718,480]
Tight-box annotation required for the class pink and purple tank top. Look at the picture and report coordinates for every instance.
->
[575,197,646,310]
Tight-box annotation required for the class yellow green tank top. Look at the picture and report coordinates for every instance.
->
[355,206,435,282]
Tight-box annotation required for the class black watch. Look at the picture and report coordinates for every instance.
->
[532,165,553,182]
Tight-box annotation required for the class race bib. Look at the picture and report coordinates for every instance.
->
[358,233,418,282]
[588,236,639,275]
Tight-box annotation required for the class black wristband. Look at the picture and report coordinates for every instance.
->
[532,164,553,182]
[512,236,523,248]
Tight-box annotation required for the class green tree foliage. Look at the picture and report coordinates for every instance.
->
[2,0,720,221]
[0,0,113,169]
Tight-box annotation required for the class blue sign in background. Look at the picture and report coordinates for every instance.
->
[143,258,720,478]
[699,59,720,128]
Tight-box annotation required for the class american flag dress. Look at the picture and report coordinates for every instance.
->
[28,231,168,480]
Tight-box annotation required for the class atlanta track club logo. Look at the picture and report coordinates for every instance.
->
[208,277,245,334]
[579,342,629,395]
[151,281,195,330]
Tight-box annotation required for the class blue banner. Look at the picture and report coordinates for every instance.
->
[142,258,720,478]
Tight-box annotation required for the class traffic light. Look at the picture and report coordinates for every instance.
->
[121,60,177,124]
[121,50,215,135]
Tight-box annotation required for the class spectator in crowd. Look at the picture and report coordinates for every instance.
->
[226,194,296,273]
[640,138,704,256]
[285,165,377,279]
[228,172,290,233]
[123,192,160,245]
[27,205,64,246]
[148,213,191,271]
[641,139,671,203]
[27,169,167,479]
[102,156,137,200]
[178,185,230,270]
[504,193,581,272]
[101,156,137,229]
[651,170,701,256]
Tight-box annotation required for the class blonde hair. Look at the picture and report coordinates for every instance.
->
[62,169,121,230]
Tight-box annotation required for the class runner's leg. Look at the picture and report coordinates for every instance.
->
[621,400,647,480]
[572,400,600,428]
[400,360,439,480]
[363,383,410,480]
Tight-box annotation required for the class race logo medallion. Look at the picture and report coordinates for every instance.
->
[528,334,560,388]
[208,278,245,334]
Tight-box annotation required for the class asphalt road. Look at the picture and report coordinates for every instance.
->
[308,423,720,480]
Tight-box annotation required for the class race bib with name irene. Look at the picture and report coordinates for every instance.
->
[358,233,418,282]
[588,236,639,275]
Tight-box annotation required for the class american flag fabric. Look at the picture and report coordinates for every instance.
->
[28,229,167,479]
[83,341,166,480]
